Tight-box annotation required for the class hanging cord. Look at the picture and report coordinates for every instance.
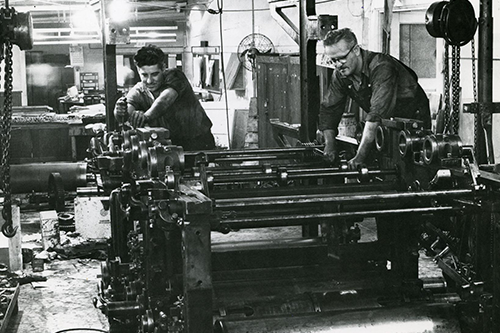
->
[252,0,255,37]
[216,0,231,149]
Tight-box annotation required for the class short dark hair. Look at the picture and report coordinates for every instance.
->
[323,28,358,47]
[134,44,166,68]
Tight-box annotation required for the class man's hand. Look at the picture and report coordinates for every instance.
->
[322,129,338,165]
[129,110,148,128]
[323,144,339,165]
[347,155,364,170]
[114,97,128,123]
[347,121,379,170]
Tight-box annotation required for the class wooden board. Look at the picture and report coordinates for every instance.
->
[0,284,20,333]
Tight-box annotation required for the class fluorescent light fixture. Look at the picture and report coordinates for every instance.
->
[34,40,102,45]
[129,32,176,38]
[131,26,178,31]
[131,39,176,44]
[33,24,178,46]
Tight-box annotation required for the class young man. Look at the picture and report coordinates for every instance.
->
[319,28,430,169]
[114,44,216,151]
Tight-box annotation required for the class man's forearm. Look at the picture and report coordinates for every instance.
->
[144,88,179,120]
[323,129,338,148]
[355,121,378,161]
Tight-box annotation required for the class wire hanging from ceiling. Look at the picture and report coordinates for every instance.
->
[213,0,231,149]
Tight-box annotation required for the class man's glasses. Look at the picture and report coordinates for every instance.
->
[328,44,357,64]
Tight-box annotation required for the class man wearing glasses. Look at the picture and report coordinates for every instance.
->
[318,28,431,169]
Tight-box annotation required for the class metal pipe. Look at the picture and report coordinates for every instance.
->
[220,206,461,229]
[105,300,144,318]
[211,182,398,200]
[8,162,88,193]
[186,146,320,157]
[212,237,323,252]
[184,147,320,165]
[208,163,326,176]
[214,303,461,333]
[212,169,396,184]
[215,189,474,208]
[213,156,289,163]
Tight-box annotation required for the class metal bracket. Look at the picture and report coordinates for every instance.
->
[463,102,500,114]
[268,0,300,44]
[268,0,337,45]
[269,118,300,147]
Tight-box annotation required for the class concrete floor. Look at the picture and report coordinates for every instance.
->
[1,209,441,333]
[5,259,109,333]
[3,210,109,333]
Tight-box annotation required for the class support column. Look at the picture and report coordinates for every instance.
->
[182,218,213,333]
[477,0,493,164]
[104,45,118,132]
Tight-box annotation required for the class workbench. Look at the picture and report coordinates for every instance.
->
[9,105,104,163]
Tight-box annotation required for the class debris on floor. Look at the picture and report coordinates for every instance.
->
[1,208,110,333]
[5,258,109,333]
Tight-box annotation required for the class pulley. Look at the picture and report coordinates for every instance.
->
[425,0,477,46]
[0,8,33,50]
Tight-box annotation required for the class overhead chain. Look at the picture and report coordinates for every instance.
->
[471,40,478,103]
[0,8,17,238]
[442,43,451,133]
[471,38,479,160]
[0,43,4,182]
[450,45,461,134]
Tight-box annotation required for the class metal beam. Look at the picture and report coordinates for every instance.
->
[268,0,299,44]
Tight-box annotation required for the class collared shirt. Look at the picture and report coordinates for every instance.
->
[318,48,431,132]
[126,68,213,147]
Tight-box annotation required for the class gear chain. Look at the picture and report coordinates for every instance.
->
[451,45,461,134]
[442,43,451,133]
[471,39,479,161]
[0,29,17,237]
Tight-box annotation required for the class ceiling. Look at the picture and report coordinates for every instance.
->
[10,0,193,26]
[4,0,211,45]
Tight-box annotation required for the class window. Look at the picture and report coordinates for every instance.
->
[400,24,436,79]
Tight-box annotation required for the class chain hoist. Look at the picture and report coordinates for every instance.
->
[471,38,479,160]
[0,36,14,237]
[442,44,462,135]
[425,0,477,134]
[0,4,33,238]
[450,45,461,134]
[442,43,450,133]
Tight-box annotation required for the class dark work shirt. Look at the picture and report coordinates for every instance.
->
[318,48,431,132]
[126,68,214,148]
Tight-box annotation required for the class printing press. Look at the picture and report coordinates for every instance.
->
[91,118,500,333]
